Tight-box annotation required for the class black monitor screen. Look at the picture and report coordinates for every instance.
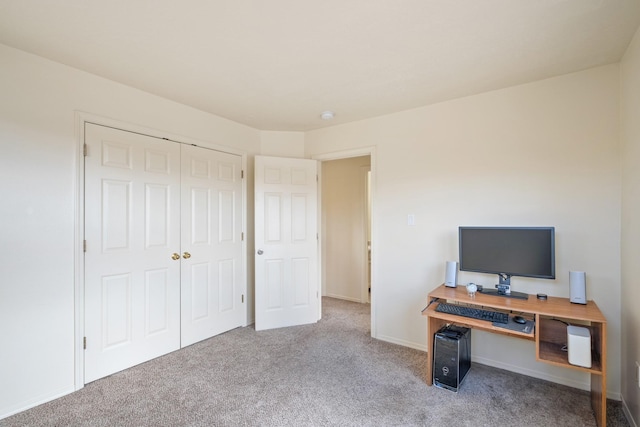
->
[459,227,555,279]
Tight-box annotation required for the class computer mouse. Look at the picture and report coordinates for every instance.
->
[513,315,527,324]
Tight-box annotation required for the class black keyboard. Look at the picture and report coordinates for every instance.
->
[435,302,509,324]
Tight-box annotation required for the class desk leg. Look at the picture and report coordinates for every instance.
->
[591,321,607,427]
[426,316,447,386]
[591,373,605,427]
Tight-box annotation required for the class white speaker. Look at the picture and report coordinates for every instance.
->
[567,325,592,368]
[569,271,586,304]
[444,261,458,288]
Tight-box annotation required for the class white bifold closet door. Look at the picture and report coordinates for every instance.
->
[179,144,244,347]
[84,124,243,383]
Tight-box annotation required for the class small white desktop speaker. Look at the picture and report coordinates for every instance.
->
[567,325,592,368]
[569,271,587,305]
[444,261,458,288]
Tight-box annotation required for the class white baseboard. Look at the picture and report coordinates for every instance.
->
[375,334,427,352]
[0,385,74,421]
[324,293,366,303]
[622,394,639,427]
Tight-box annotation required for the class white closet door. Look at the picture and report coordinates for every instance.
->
[180,145,244,347]
[84,124,181,383]
[254,156,319,331]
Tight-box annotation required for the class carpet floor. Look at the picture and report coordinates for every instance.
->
[0,297,629,426]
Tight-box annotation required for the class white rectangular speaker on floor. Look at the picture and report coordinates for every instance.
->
[444,261,458,288]
[569,271,586,304]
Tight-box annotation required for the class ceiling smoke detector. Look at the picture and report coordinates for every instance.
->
[320,111,334,120]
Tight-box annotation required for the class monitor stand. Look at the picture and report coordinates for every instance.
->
[479,288,529,300]
[479,274,529,300]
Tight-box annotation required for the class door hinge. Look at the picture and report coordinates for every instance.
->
[241,232,244,241]
[83,337,87,350]
[241,294,244,303]
[83,240,87,252]
[83,144,88,157]
[241,170,244,179]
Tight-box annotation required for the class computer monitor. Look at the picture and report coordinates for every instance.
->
[458,226,555,299]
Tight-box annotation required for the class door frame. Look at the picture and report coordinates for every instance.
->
[312,147,377,338]
[361,165,371,304]
[73,111,248,390]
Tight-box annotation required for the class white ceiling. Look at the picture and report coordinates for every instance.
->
[1,1,639,131]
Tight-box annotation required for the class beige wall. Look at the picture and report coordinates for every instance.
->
[259,130,305,157]
[306,65,622,396]
[321,156,371,302]
[0,44,261,419]
[620,26,640,426]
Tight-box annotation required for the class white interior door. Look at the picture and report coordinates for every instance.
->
[180,145,244,347]
[84,123,181,383]
[254,156,319,331]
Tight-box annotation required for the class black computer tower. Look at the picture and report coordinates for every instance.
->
[433,325,471,392]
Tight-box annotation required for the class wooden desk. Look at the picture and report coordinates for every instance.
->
[422,284,607,427]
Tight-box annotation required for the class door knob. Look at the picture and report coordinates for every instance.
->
[171,253,180,260]
[257,249,264,255]
[183,252,191,259]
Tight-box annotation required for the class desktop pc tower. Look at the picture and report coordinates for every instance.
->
[433,325,471,392]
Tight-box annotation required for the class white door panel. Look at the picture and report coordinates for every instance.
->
[255,156,318,331]
[84,124,181,383]
[180,145,244,347]
[85,124,244,382]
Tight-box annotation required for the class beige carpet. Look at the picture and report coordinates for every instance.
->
[0,298,629,426]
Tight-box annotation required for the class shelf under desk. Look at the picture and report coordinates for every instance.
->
[422,284,607,427]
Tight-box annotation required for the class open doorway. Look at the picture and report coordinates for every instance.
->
[320,156,371,304]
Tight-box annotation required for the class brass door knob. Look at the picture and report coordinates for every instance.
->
[171,253,180,260]
[183,252,191,259]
